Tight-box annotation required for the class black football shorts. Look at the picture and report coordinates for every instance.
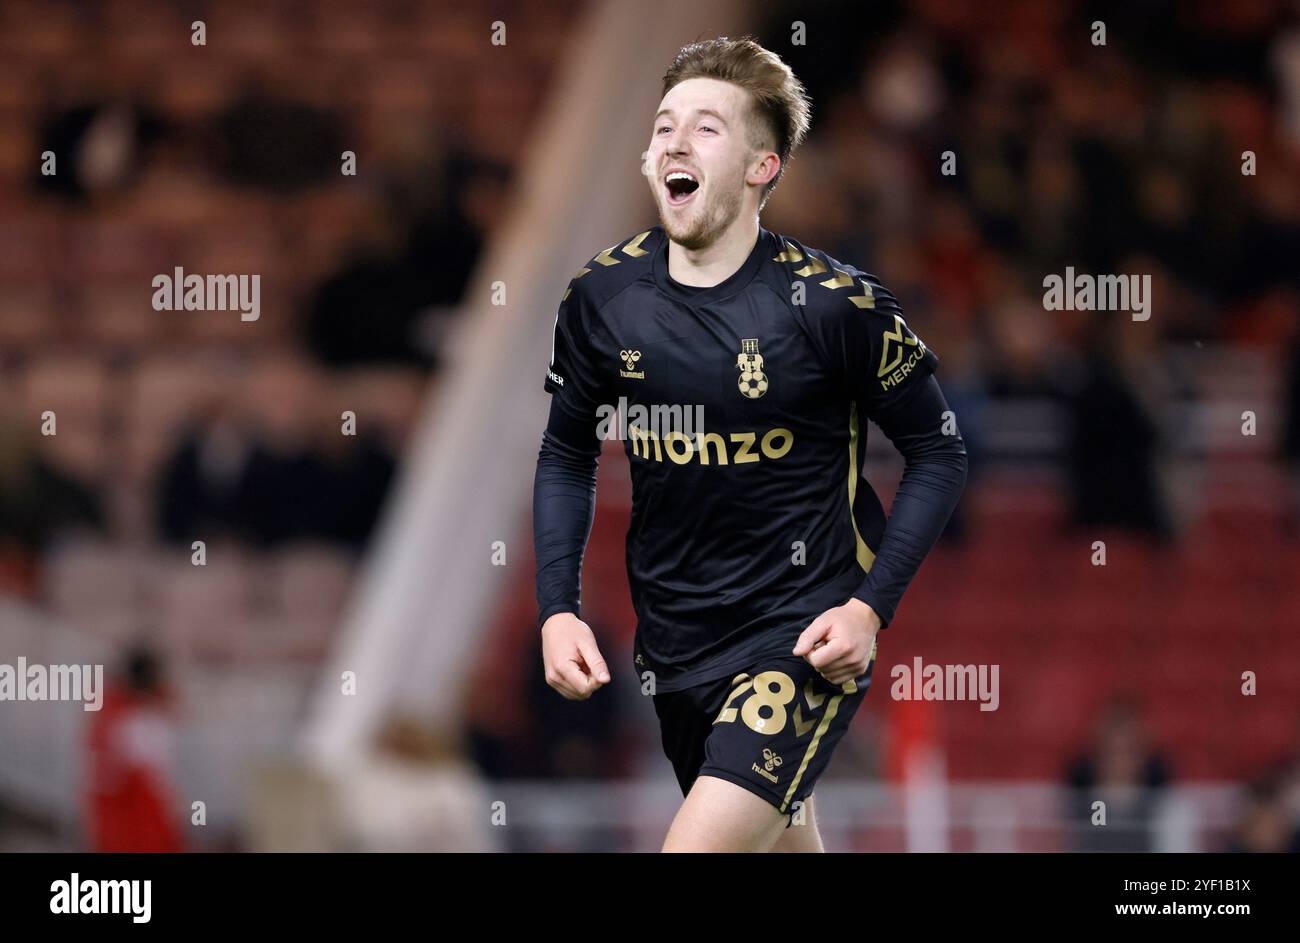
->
[651,642,876,819]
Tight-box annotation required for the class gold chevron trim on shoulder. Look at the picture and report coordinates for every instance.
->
[561,232,651,301]
[561,265,592,301]
[622,230,651,257]
[794,255,827,277]
[848,278,876,309]
[774,240,804,263]
[820,268,856,290]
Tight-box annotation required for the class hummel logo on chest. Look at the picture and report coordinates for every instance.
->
[619,349,644,379]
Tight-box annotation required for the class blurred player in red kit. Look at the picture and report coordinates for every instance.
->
[86,647,184,852]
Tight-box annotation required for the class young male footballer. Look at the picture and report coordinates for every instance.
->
[533,37,967,852]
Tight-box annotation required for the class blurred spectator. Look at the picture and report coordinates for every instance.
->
[156,399,254,545]
[1065,697,1171,851]
[217,430,395,550]
[312,426,396,548]
[31,99,166,202]
[154,357,397,549]
[0,420,104,596]
[216,87,344,191]
[1223,769,1300,852]
[1063,317,1180,538]
[304,238,438,368]
[305,152,510,367]
[85,646,184,853]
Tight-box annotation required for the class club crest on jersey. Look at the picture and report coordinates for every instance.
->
[619,349,644,379]
[736,338,769,399]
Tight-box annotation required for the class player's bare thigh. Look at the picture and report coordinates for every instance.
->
[769,795,824,852]
[662,775,788,852]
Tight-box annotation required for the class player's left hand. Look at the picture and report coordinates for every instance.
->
[793,598,881,686]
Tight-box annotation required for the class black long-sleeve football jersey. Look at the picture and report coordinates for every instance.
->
[537,224,955,692]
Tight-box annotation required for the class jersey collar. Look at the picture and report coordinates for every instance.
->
[652,225,774,306]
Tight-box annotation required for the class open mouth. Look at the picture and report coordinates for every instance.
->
[664,170,700,206]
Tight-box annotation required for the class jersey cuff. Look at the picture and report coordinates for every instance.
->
[538,604,578,631]
[851,584,895,630]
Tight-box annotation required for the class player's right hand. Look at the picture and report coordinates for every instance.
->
[541,613,611,700]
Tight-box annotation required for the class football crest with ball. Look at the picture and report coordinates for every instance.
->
[736,337,768,399]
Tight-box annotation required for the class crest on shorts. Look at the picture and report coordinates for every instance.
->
[736,338,768,399]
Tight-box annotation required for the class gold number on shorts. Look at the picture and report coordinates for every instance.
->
[740,671,796,735]
[713,674,753,725]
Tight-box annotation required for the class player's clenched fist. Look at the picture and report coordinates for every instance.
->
[792,598,882,686]
[541,612,611,700]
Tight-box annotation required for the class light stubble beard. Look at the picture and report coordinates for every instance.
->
[656,175,744,251]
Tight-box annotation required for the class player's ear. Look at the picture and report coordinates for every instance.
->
[748,151,780,188]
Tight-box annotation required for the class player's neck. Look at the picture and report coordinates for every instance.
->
[666,215,759,287]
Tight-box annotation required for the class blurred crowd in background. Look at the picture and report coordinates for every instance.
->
[0,0,570,850]
[752,0,1300,536]
[0,0,1298,851]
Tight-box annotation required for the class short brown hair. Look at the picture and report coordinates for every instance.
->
[662,36,812,210]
